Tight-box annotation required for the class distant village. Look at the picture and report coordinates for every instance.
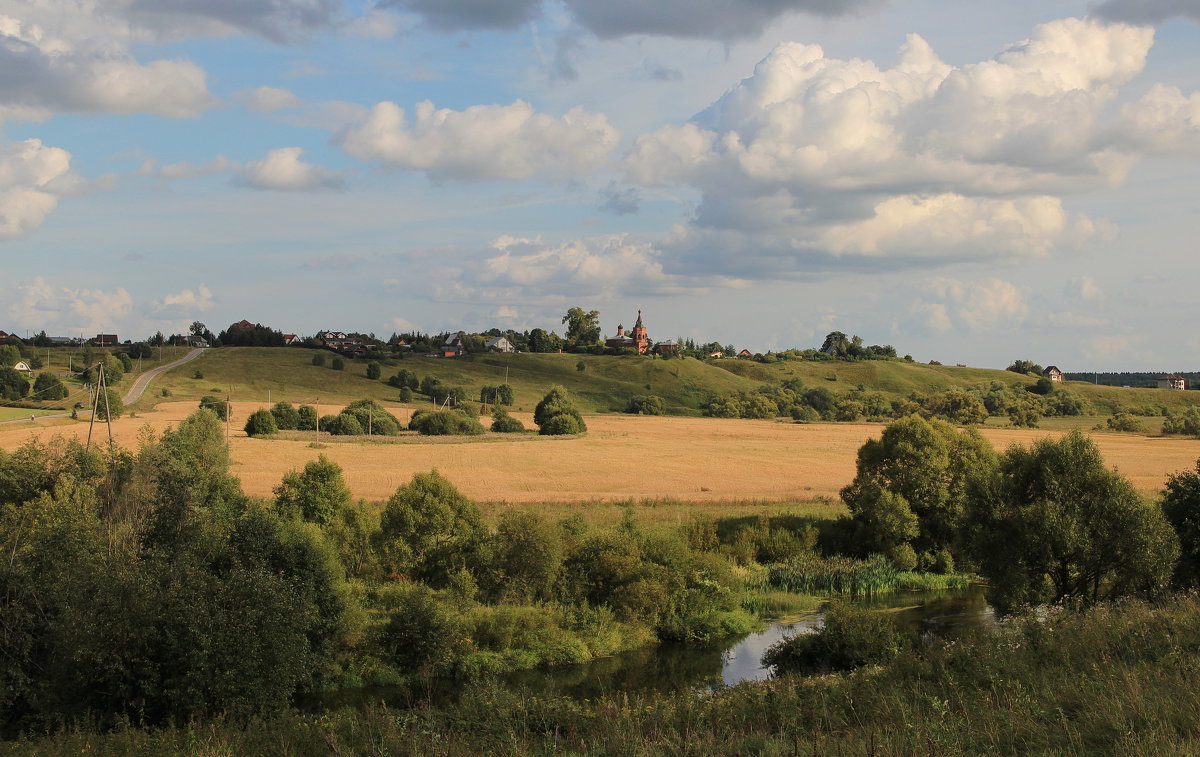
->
[0,314,1193,391]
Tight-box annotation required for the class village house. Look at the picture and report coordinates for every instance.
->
[738,349,753,358]
[654,339,679,354]
[13,361,31,373]
[94,334,118,347]
[443,332,467,357]
[485,336,515,353]
[1043,366,1064,383]
[283,334,301,345]
[1158,374,1188,391]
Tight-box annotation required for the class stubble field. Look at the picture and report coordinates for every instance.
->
[3,401,1199,515]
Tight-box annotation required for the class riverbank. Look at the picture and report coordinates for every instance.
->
[8,593,1198,755]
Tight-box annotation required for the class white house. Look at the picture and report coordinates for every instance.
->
[13,361,30,372]
[485,336,515,353]
[1158,374,1187,391]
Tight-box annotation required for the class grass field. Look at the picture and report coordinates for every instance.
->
[134,347,1200,421]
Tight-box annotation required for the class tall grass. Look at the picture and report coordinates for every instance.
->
[13,594,1200,755]
[762,554,968,595]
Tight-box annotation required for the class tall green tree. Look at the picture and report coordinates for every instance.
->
[534,386,587,435]
[32,372,69,401]
[841,415,996,571]
[1161,460,1200,588]
[965,431,1178,613]
[377,471,487,587]
[274,455,353,525]
[561,307,601,350]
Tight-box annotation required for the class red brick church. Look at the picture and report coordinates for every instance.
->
[605,311,650,354]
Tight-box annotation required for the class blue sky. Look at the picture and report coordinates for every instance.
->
[1,0,1198,369]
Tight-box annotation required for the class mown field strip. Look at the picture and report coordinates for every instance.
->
[2,401,1198,503]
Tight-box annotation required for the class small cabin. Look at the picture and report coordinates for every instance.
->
[1043,366,1063,383]
[485,336,515,353]
[13,361,30,373]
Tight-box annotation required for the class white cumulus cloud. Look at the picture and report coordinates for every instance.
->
[338,100,619,180]
[6,276,133,334]
[621,18,1159,277]
[911,278,1028,334]
[235,147,345,190]
[0,138,74,240]
[148,284,214,318]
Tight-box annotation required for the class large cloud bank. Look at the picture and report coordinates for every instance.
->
[620,17,1194,277]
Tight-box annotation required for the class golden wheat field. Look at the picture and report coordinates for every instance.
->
[3,401,1200,505]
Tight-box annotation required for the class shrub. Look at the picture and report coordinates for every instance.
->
[365,361,382,380]
[160,387,171,397]
[331,357,345,371]
[322,413,363,436]
[1163,408,1200,436]
[311,353,325,367]
[94,389,123,421]
[192,369,204,379]
[535,387,586,435]
[244,409,278,436]
[409,409,485,436]
[762,602,910,675]
[1106,412,1146,433]
[271,402,301,430]
[540,413,584,436]
[199,395,229,421]
[296,405,318,431]
[342,399,401,435]
[490,408,526,433]
[274,455,351,524]
[625,395,665,415]
[33,372,69,401]
[398,387,413,402]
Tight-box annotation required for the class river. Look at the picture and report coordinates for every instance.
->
[309,586,993,710]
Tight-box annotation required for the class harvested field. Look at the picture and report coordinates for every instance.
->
[1,401,1198,504]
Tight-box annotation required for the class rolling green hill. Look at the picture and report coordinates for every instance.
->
[134,347,1200,419]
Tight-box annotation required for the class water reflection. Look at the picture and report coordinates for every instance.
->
[307,586,994,711]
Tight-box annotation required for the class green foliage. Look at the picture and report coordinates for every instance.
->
[321,413,363,436]
[409,409,486,436]
[365,361,382,380]
[921,388,988,425]
[478,383,514,405]
[398,386,414,402]
[763,602,910,675]
[331,357,345,371]
[535,386,587,434]
[1044,389,1086,416]
[192,368,204,379]
[0,344,21,368]
[32,372,68,401]
[625,394,666,415]
[488,510,565,602]
[0,365,30,400]
[561,307,601,350]
[311,353,325,366]
[841,415,996,571]
[1163,407,1200,436]
[274,455,351,525]
[388,368,419,390]
[94,388,123,421]
[116,352,133,372]
[244,409,278,436]
[1007,359,1044,376]
[296,404,318,431]
[199,395,229,420]
[966,431,1180,614]
[375,583,464,673]
[270,401,301,430]
[377,471,487,587]
[1106,412,1146,432]
[540,413,585,435]
[490,407,526,432]
[342,398,401,435]
[1162,460,1200,589]
[1007,395,1042,427]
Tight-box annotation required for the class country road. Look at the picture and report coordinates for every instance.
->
[122,348,204,404]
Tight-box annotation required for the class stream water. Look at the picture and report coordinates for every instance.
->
[309,586,993,710]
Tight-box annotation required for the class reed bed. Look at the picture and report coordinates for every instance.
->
[761,555,969,595]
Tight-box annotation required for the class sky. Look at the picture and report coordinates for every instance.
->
[0,0,1198,369]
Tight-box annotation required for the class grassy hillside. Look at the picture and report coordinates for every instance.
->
[136,347,1200,418]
